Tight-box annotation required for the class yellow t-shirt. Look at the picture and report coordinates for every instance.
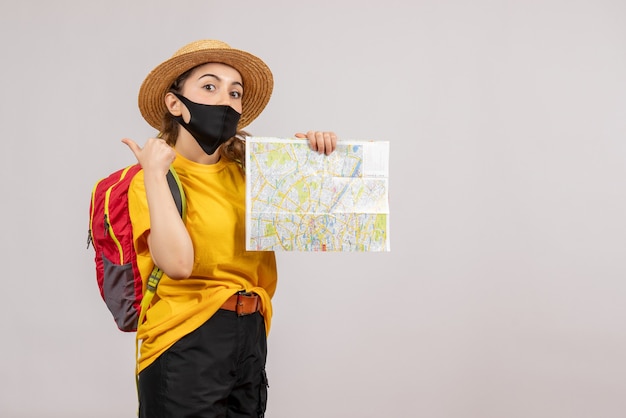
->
[128,151,277,373]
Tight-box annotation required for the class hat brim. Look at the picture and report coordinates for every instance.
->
[138,46,273,131]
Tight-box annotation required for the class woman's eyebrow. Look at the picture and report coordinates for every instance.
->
[198,73,243,88]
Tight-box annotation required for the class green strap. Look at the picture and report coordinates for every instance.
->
[138,267,163,332]
[135,267,162,387]
[134,166,186,388]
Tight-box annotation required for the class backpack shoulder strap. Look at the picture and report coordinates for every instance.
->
[137,165,186,322]
[136,165,187,376]
[166,166,186,219]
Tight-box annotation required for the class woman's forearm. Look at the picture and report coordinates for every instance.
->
[144,171,194,279]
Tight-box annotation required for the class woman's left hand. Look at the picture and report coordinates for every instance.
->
[295,131,338,155]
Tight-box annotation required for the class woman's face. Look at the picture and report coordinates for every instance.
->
[179,62,244,114]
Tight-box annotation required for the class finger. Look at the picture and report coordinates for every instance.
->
[296,131,337,154]
[324,132,338,155]
[121,138,141,159]
[313,131,325,153]
[296,131,319,151]
[304,130,320,152]
[164,146,177,165]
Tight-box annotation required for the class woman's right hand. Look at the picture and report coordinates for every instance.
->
[122,137,176,178]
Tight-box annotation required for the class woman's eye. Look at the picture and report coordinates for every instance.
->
[203,84,216,91]
[231,91,242,99]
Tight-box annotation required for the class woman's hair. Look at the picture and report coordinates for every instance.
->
[159,66,249,170]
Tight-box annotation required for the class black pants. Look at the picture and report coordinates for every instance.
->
[138,310,268,418]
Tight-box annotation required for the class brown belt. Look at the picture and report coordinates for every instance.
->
[221,292,260,316]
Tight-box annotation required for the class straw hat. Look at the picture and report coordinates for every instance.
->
[138,39,273,130]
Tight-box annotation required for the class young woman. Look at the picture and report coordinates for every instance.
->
[122,39,337,417]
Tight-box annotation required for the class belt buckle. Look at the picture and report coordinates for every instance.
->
[236,291,256,316]
[236,291,249,316]
[236,292,244,316]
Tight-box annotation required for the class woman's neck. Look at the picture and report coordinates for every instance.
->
[174,132,221,165]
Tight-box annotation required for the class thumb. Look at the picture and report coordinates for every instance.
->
[121,138,141,159]
[294,133,306,139]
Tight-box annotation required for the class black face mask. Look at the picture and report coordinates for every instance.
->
[172,93,241,155]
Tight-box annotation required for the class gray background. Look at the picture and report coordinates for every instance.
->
[1,0,625,417]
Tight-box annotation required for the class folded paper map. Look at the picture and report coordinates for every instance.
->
[245,137,390,252]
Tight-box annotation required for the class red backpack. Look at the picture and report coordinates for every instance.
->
[87,164,186,332]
